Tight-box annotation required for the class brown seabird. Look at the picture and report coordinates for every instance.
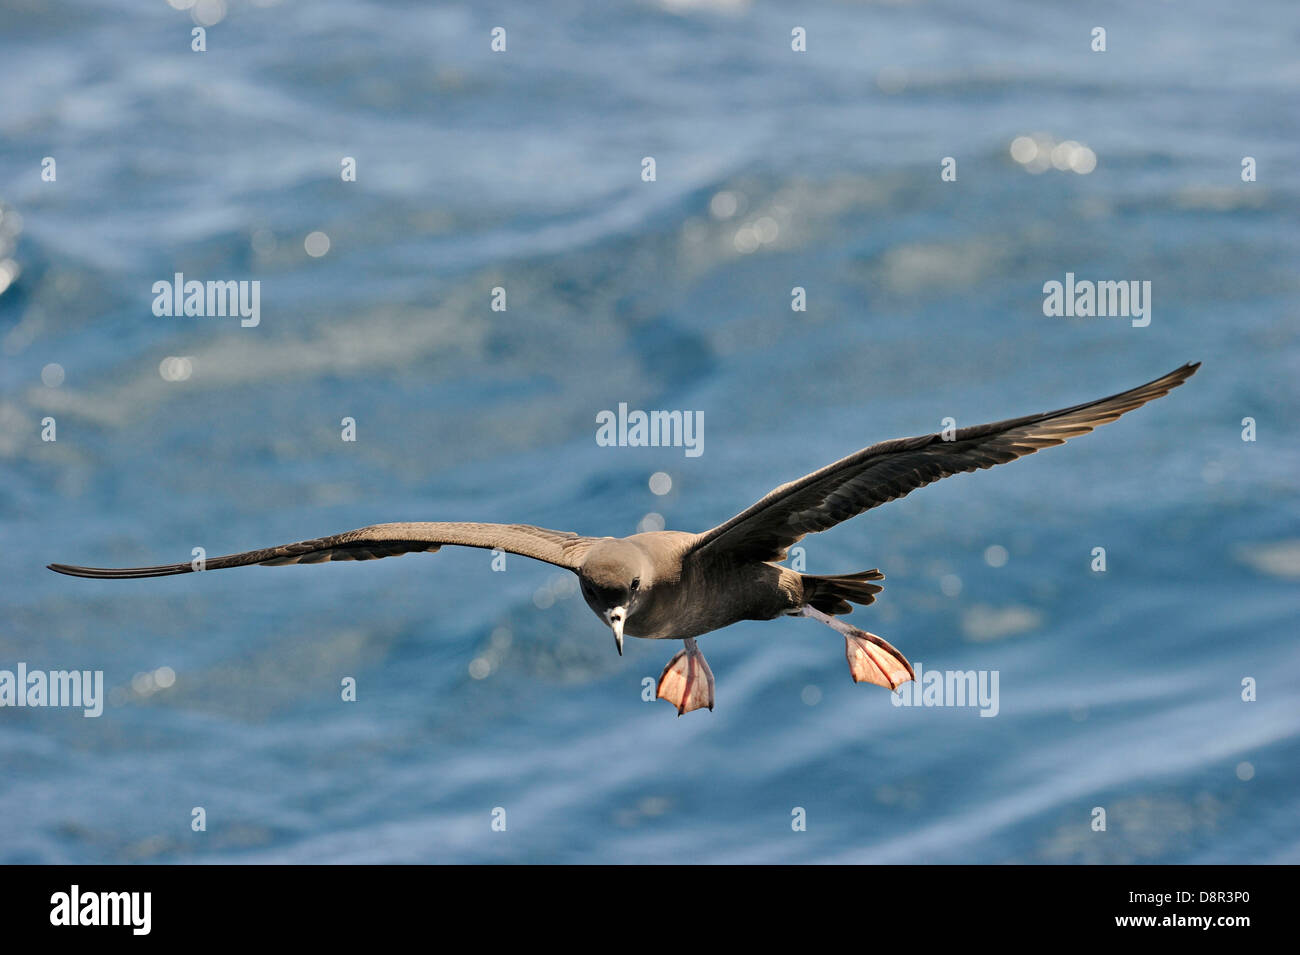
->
[49,363,1199,715]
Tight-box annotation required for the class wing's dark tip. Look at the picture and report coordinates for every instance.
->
[47,562,193,579]
[1142,361,1200,397]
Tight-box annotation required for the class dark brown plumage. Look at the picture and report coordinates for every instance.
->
[49,362,1199,714]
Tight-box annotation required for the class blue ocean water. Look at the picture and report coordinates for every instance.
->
[1,0,1297,864]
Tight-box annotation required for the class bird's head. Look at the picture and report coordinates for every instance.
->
[578,540,650,656]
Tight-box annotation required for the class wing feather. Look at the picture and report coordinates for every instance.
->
[48,521,594,579]
[689,363,1199,562]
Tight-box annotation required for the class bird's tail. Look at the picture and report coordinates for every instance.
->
[800,569,885,616]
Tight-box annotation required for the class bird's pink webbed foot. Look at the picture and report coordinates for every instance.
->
[797,605,915,690]
[656,637,715,715]
[842,626,914,690]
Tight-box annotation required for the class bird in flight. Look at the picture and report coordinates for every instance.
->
[50,363,1199,715]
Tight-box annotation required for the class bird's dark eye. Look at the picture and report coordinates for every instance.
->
[630,577,640,591]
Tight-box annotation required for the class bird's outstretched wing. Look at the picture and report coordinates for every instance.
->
[48,522,595,579]
[689,363,1200,563]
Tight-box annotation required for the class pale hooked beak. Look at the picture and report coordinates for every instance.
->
[605,606,627,656]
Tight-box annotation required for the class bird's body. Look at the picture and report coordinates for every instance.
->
[50,362,1200,715]
[594,534,801,641]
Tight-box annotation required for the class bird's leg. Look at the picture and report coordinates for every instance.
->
[795,605,915,690]
[656,637,715,715]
